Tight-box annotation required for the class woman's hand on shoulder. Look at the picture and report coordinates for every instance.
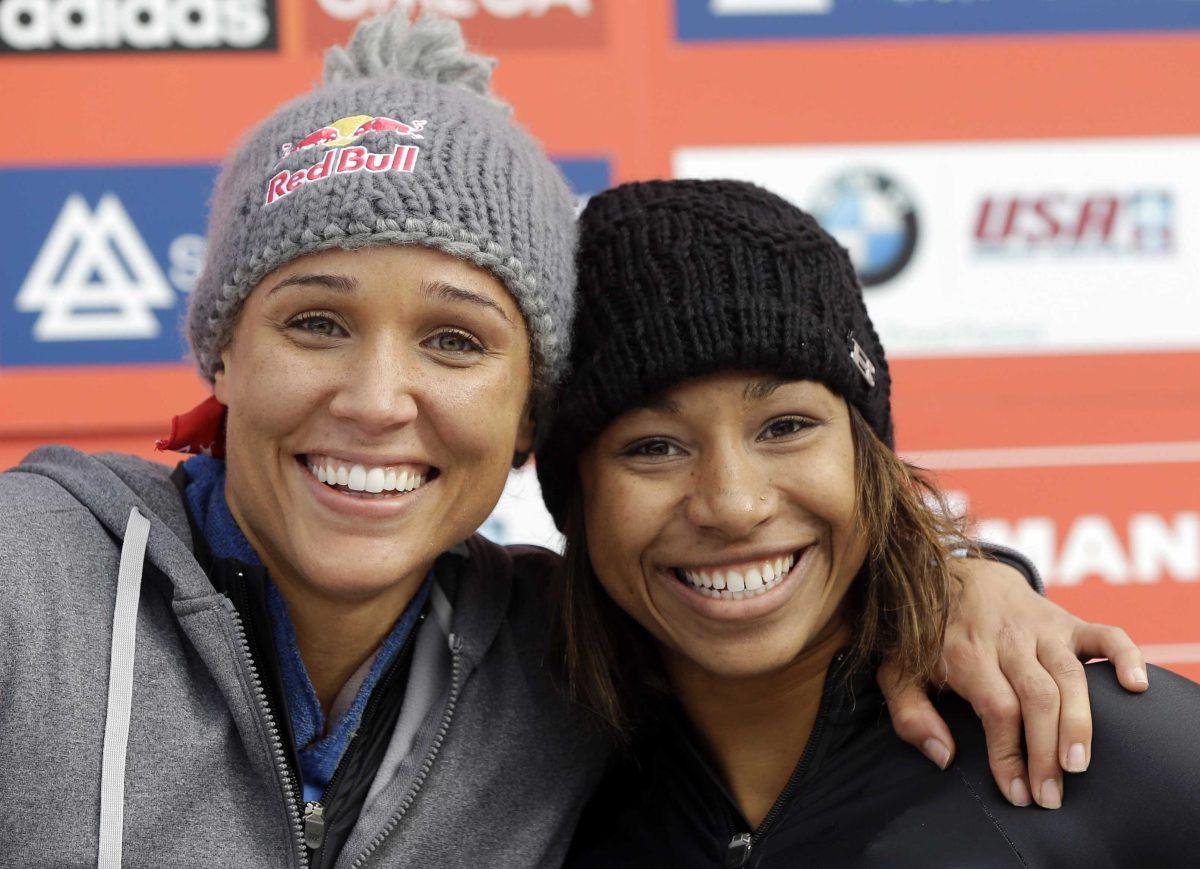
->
[877,557,1147,810]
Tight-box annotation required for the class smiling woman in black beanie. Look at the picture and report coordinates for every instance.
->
[540,179,1200,868]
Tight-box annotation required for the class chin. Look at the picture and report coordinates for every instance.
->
[293,546,425,602]
[678,636,806,681]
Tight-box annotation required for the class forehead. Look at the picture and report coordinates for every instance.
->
[636,372,842,414]
[254,244,518,314]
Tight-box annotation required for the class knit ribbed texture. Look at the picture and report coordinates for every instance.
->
[187,11,577,401]
[536,179,893,529]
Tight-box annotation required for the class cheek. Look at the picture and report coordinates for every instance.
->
[222,333,330,448]
[581,474,661,616]
[424,365,529,461]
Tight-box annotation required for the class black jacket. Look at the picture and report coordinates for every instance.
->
[566,655,1200,868]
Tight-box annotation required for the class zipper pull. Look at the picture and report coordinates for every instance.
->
[724,833,752,868]
[303,801,326,850]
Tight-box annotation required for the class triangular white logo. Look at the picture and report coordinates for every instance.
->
[14,193,176,341]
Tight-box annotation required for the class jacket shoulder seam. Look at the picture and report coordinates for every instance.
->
[953,766,1030,867]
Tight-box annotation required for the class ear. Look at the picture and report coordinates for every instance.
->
[211,350,232,405]
[512,402,537,469]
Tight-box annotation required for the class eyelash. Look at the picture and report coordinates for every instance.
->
[287,311,346,339]
[620,438,682,459]
[759,416,818,441]
[283,316,485,356]
[619,415,817,458]
[424,328,485,355]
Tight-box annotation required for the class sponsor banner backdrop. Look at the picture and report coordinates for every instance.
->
[0,0,279,53]
[676,0,1200,42]
[0,164,214,367]
[675,137,1200,357]
[941,458,1200,682]
[306,0,604,52]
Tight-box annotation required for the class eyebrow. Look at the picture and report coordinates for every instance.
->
[632,393,681,415]
[744,377,792,402]
[423,280,513,326]
[266,273,357,297]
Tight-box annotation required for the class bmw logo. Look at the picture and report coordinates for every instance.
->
[809,170,919,288]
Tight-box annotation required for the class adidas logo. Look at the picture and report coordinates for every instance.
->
[0,0,273,52]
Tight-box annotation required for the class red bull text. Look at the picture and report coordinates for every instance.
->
[264,144,420,206]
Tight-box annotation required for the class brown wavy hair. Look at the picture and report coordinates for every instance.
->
[549,403,973,740]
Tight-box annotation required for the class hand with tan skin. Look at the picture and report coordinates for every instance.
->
[213,244,535,713]
[578,372,1146,816]
[879,563,1145,809]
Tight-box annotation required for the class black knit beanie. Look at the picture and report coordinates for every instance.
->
[536,178,893,530]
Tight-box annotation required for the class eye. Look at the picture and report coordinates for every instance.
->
[424,329,485,355]
[287,312,347,339]
[759,416,817,441]
[621,438,684,459]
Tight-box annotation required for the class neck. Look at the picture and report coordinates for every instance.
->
[663,619,852,829]
[273,571,428,715]
[218,469,430,715]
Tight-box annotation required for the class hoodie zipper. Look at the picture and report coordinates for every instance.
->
[304,610,428,860]
[349,632,465,869]
[722,650,846,869]
[223,597,309,869]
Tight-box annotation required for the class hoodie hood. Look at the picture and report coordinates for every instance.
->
[13,445,216,603]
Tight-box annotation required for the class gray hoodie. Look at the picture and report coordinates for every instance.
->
[0,446,608,868]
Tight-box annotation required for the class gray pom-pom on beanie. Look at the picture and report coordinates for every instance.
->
[187,9,577,402]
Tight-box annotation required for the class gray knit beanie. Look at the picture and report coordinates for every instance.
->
[187,10,577,401]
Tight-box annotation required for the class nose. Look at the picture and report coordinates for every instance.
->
[327,338,419,435]
[683,444,777,540]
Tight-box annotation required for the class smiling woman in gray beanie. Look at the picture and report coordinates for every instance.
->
[0,11,1148,869]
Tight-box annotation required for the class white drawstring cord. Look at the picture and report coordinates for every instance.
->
[97,507,150,869]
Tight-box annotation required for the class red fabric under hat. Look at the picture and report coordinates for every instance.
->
[155,395,227,459]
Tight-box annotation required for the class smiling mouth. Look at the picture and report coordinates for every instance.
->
[300,454,441,499]
[671,548,807,601]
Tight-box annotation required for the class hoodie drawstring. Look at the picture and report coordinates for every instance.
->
[97,507,150,869]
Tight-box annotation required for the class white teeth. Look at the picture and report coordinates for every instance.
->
[678,550,804,601]
[308,455,431,497]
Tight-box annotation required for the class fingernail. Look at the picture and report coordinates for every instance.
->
[1008,778,1031,807]
[1132,667,1148,686]
[1066,742,1088,773]
[922,738,951,770]
[1039,779,1062,810]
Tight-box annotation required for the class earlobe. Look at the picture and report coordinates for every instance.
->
[212,354,231,405]
[515,403,536,457]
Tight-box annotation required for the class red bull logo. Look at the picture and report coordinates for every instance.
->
[278,114,427,160]
[266,113,428,205]
[265,144,421,206]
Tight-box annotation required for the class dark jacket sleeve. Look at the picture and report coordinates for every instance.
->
[975,540,1045,594]
[939,662,1200,865]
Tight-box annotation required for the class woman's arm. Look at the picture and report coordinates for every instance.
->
[879,555,1147,809]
